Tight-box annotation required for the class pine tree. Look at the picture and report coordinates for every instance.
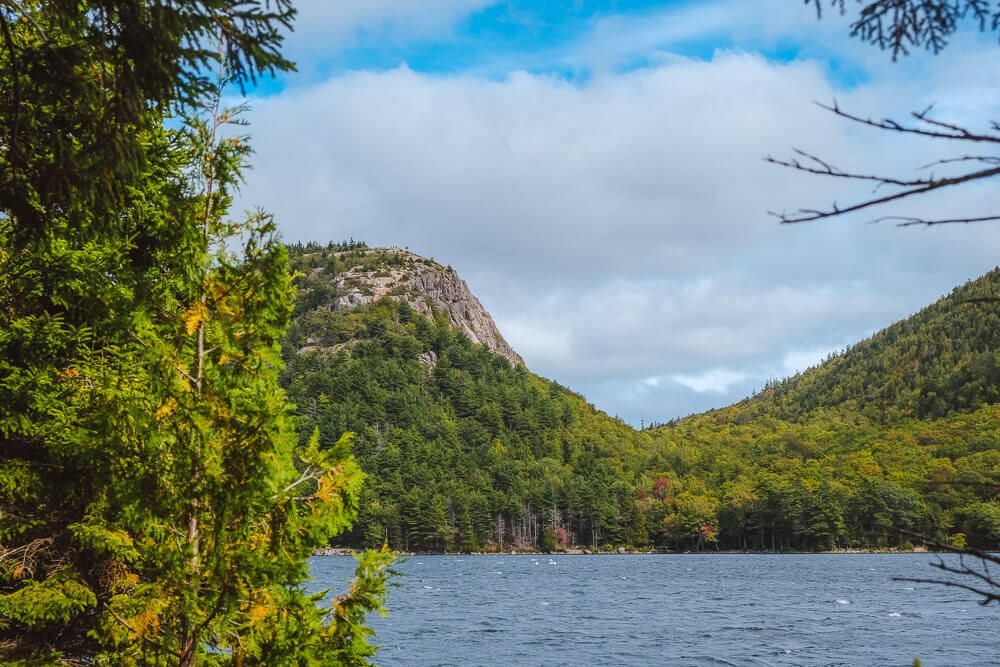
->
[0,2,391,664]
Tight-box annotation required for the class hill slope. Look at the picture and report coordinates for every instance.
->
[283,242,656,552]
[281,244,1000,552]
[737,268,1000,422]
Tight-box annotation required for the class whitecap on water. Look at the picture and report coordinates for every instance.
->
[423,585,434,589]
[836,599,850,605]
[888,612,901,617]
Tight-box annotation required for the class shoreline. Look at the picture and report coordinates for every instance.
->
[312,547,941,557]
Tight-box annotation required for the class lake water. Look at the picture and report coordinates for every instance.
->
[309,554,998,666]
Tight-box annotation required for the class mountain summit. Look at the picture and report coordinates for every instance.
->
[289,244,522,365]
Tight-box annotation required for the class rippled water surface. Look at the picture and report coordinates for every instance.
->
[309,554,997,666]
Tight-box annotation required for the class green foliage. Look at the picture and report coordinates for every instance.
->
[743,269,1000,422]
[0,3,390,664]
[284,248,1000,554]
[281,262,652,552]
[0,0,294,253]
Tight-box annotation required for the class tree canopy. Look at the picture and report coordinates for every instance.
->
[282,246,1000,556]
[0,2,390,664]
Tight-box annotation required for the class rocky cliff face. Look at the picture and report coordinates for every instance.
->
[300,247,522,365]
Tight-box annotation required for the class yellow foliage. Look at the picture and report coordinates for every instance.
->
[117,571,140,591]
[11,565,25,580]
[248,522,272,551]
[184,300,208,335]
[208,278,228,300]
[248,591,274,623]
[155,398,178,420]
[316,472,337,503]
[132,607,160,637]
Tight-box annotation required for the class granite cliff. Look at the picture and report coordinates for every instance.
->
[291,245,523,365]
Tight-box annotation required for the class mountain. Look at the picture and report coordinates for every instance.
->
[281,243,1000,553]
[729,268,1000,423]
[283,242,655,552]
[288,242,521,365]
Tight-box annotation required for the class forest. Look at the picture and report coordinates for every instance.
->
[2,1,996,663]
[282,244,1000,554]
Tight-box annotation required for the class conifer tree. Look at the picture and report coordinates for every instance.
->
[0,2,391,664]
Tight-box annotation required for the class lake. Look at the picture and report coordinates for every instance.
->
[309,554,998,666]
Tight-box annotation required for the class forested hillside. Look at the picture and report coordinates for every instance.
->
[738,269,1000,422]
[282,290,657,551]
[282,244,1000,553]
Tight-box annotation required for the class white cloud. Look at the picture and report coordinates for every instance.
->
[281,0,491,76]
[781,346,842,376]
[240,36,1000,424]
[672,368,748,393]
[532,0,858,75]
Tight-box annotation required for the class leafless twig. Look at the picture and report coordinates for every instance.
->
[767,101,1000,225]
[892,529,1000,605]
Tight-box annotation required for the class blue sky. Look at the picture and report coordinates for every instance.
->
[259,0,870,91]
[239,0,1000,425]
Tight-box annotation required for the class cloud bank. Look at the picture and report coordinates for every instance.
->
[241,6,1000,424]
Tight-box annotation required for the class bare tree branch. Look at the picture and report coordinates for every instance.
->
[896,529,1000,566]
[768,164,1000,223]
[818,100,1000,143]
[928,554,1000,592]
[894,575,1000,604]
[765,150,934,187]
[875,215,1000,227]
[917,155,1000,170]
[767,101,1000,224]
[890,528,1000,605]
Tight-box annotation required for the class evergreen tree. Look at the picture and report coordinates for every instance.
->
[0,2,390,664]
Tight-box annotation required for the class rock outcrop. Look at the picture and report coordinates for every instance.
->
[305,247,522,365]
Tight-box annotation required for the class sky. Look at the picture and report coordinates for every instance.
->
[236,0,1000,426]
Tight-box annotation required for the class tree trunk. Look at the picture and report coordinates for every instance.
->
[179,493,200,666]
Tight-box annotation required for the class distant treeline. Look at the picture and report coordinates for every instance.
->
[282,246,1000,553]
